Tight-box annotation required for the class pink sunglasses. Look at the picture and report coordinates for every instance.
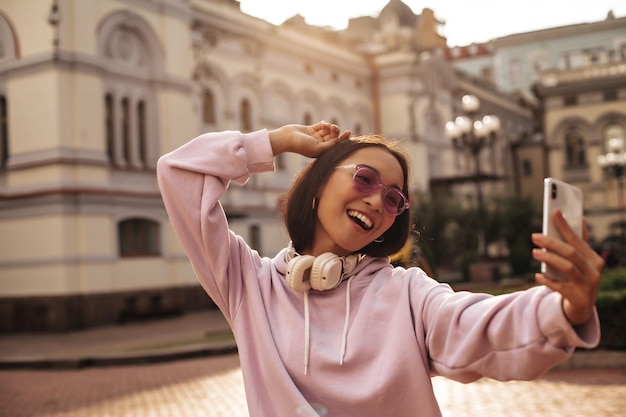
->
[335,164,410,216]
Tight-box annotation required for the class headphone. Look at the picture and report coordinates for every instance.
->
[285,243,361,292]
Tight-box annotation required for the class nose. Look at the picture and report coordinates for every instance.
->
[362,184,386,213]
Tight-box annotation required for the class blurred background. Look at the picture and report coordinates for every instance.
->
[0,1,624,348]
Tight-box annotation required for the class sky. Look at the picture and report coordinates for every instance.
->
[239,0,626,46]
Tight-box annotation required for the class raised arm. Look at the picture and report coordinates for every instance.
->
[156,130,274,316]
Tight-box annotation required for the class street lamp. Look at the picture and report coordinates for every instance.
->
[445,94,501,259]
[598,137,626,243]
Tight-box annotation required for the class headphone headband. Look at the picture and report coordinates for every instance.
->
[285,242,361,291]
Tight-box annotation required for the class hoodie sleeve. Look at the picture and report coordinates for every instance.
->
[156,130,274,321]
[420,283,600,383]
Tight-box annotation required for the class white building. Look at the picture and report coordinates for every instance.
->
[0,0,532,331]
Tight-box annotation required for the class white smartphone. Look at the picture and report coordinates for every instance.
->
[541,178,584,281]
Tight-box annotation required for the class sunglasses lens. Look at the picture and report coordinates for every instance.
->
[383,190,405,215]
[353,166,407,216]
[353,168,379,194]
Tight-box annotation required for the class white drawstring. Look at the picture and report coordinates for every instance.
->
[303,290,310,374]
[302,274,357,374]
[339,276,355,365]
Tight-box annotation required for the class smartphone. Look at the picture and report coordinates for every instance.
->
[541,178,583,281]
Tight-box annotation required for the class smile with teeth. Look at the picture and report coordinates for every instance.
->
[347,210,373,230]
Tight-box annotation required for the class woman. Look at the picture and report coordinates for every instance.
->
[157,122,603,417]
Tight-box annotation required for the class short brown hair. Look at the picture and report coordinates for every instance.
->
[282,135,411,258]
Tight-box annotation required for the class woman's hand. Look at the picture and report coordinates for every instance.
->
[531,211,605,325]
[269,121,351,158]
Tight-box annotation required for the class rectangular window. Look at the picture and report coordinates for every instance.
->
[250,224,262,255]
[119,218,161,257]
[564,95,578,106]
[203,90,216,124]
[121,98,130,164]
[240,99,252,132]
[521,159,533,176]
[604,90,618,102]
[0,95,8,169]
[137,101,147,166]
[105,94,115,164]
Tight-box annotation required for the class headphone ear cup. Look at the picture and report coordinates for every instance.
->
[286,255,315,292]
[310,253,344,291]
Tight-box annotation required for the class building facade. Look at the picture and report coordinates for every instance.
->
[534,57,626,249]
[449,11,626,102]
[0,0,535,331]
[451,10,626,250]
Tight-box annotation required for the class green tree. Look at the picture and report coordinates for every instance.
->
[411,193,541,281]
[493,195,541,276]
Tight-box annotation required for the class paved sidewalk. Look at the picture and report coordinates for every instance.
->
[0,309,236,369]
[1,308,625,370]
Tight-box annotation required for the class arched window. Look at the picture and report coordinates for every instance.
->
[0,95,8,169]
[99,11,162,169]
[564,128,586,167]
[202,90,216,125]
[118,218,160,257]
[240,99,252,132]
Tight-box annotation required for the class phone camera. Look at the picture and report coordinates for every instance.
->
[551,183,557,199]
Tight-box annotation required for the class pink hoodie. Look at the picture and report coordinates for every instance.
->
[157,129,600,417]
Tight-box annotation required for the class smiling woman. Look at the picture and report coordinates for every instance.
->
[157,121,603,417]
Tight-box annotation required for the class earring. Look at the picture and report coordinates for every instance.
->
[374,236,384,243]
[312,197,318,211]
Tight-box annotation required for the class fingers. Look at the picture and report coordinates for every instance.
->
[530,211,605,325]
[312,121,350,141]
[532,211,604,283]
[532,231,603,283]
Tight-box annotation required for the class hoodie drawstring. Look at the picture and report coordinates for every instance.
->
[303,275,355,374]
[303,291,310,374]
[340,275,355,365]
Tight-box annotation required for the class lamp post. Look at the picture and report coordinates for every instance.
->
[597,137,626,243]
[445,94,501,259]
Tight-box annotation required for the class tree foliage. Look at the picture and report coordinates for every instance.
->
[411,192,541,279]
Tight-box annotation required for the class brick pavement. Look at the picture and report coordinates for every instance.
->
[1,354,625,417]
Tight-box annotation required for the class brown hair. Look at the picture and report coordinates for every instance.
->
[282,135,411,258]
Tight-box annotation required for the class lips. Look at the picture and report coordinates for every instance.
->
[347,210,373,230]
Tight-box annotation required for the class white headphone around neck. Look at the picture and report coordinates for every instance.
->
[285,243,360,292]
